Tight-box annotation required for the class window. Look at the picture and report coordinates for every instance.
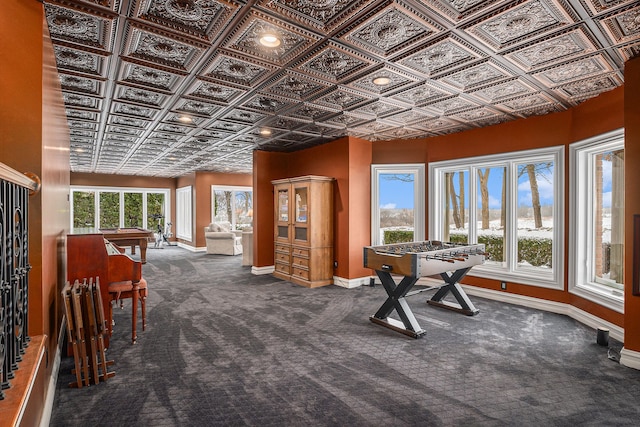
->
[176,186,192,241]
[70,186,171,231]
[371,164,425,246]
[569,129,624,311]
[429,147,564,289]
[212,186,253,230]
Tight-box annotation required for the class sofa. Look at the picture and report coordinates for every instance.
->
[204,222,243,255]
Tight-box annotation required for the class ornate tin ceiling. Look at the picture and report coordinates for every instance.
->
[44,0,639,177]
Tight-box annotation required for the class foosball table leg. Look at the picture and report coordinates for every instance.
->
[370,271,426,339]
[427,267,479,316]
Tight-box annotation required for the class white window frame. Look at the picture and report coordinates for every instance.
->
[569,128,624,312]
[70,186,171,230]
[371,163,425,246]
[429,146,564,289]
[176,186,193,241]
[211,185,253,229]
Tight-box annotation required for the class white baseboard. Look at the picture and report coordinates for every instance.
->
[252,265,274,275]
[333,275,375,289]
[39,322,64,427]
[620,348,640,370]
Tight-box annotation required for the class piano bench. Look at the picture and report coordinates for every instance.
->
[107,277,148,344]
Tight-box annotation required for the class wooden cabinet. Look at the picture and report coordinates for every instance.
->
[272,175,334,288]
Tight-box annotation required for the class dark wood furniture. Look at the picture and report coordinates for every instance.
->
[99,227,154,264]
[67,233,148,346]
[272,176,334,288]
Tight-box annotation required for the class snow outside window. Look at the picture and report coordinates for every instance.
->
[429,147,564,289]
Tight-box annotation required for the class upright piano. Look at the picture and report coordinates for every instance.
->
[67,232,145,347]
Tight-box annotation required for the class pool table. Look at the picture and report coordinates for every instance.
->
[99,227,155,263]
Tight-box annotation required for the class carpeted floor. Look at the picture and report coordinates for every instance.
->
[49,246,640,426]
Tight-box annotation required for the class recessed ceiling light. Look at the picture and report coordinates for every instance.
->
[372,76,391,86]
[259,128,272,136]
[259,33,281,47]
[177,114,193,123]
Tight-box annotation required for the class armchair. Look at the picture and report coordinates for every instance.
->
[204,221,243,255]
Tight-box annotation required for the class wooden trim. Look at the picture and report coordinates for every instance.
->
[0,162,40,194]
[634,214,640,296]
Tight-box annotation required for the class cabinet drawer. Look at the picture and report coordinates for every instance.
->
[275,262,290,274]
[275,243,290,253]
[292,256,309,268]
[275,252,290,263]
[291,247,309,258]
[292,266,309,280]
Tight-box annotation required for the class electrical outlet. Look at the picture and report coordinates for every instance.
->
[334,261,338,268]
[501,281,507,290]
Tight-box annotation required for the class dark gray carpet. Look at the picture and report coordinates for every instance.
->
[50,246,640,426]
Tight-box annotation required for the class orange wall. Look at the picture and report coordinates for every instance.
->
[624,56,640,352]
[1,0,70,421]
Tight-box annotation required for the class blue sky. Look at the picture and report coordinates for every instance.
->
[379,161,614,210]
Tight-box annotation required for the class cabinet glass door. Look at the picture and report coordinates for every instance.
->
[293,186,308,242]
[276,187,289,239]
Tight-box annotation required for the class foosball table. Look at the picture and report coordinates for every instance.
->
[363,240,487,338]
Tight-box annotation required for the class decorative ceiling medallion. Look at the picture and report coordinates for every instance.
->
[298,45,371,82]
[63,93,100,109]
[68,120,97,130]
[553,73,621,100]
[345,5,436,56]
[208,120,249,132]
[284,103,337,121]
[534,55,612,86]
[117,86,166,106]
[348,66,419,94]
[399,38,479,76]
[121,63,178,91]
[468,0,573,50]
[263,72,331,100]
[59,74,100,95]
[44,4,109,49]
[175,99,221,116]
[471,79,534,101]
[430,0,500,20]
[135,0,237,40]
[113,102,157,118]
[107,126,143,136]
[220,109,266,123]
[241,94,292,114]
[158,123,192,133]
[349,100,404,117]
[389,83,452,105]
[599,5,640,44]
[187,80,243,102]
[438,61,509,89]
[263,0,368,31]
[426,95,479,114]
[66,109,98,121]
[110,116,149,128]
[225,13,318,65]
[499,93,552,111]
[449,106,499,122]
[314,87,372,109]
[203,54,272,86]
[323,112,367,127]
[127,28,201,71]
[54,46,102,76]
[385,108,434,124]
[504,28,595,70]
